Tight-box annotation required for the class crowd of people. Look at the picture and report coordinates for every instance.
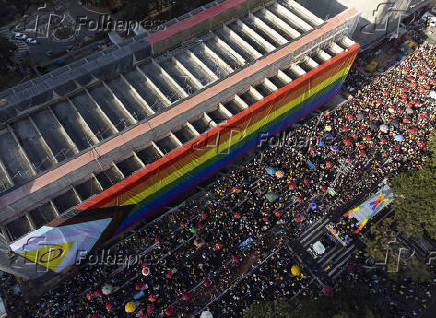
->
[0,18,435,318]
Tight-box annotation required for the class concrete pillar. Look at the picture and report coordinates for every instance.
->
[25,212,36,230]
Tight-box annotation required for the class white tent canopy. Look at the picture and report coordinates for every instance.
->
[312,241,325,255]
[200,311,214,318]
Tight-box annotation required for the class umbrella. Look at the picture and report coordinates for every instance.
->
[134,290,145,300]
[409,127,418,134]
[190,226,198,234]
[148,294,157,302]
[410,82,417,88]
[419,112,427,119]
[303,178,310,184]
[352,133,359,139]
[265,191,279,203]
[266,167,277,176]
[147,305,155,314]
[183,292,192,300]
[276,170,284,178]
[125,301,136,313]
[417,141,426,148]
[379,124,389,133]
[274,210,281,217]
[376,100,382,104]
[343,126,349,132]
[165,270,173,279]
[321,185,328,192]
[359,151,366,157]
[322,285,334,296]
[203,278,212,287]
[319,139,325,147]
[347,114,353,120]
[325,161,332,169]
[296,195,303,202]
[200,311,214,318]
[310,202,317,210]
[325,133,334,140]
[105,302,113,311]
[231,186,241,193]
[154,237,161,243]
[289,183,296,190]
[343,138,352,146]
[359,144,366,150]
[201,212,207,219]
[394,134,405,142]
[330,146,339,152]
[233,212,242,219]
[91,314,100,318]
[165,306,175,316]
[180,220,187,227]
[194,238,205,248]
[294,215,306,223]
[142,267,150,276]
[102,284,113,295]
[291,265,301,277]
[196,222,204,230]
[403,118,411,124]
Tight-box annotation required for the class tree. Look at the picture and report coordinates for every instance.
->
[0,36,17,69]
[390,133,436,239]
[243,286,379,318]
[243,298,294,318]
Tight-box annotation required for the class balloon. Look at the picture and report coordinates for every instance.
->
[142,267,150,276]
[125,301,136,313]
[233,212,242,219]
[291,265,301,277]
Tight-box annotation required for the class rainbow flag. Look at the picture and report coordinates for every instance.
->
[51,43,359,239]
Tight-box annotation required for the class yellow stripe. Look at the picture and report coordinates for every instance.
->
[121,64,352,206]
